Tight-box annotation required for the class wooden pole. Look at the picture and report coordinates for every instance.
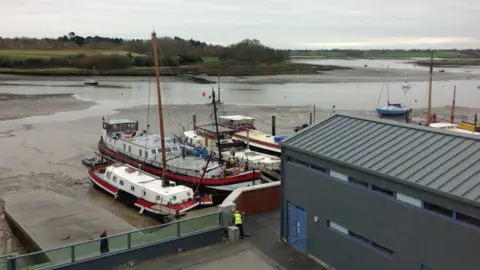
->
[271,116,276,136]
[426,51,434,126]
[451,86,456,124]
[151,32,169,187]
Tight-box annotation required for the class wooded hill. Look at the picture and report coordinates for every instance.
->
[0,33,288,69]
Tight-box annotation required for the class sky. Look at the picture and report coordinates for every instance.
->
[1,0,479,49]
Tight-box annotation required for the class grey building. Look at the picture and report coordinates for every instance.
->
[280,113,480,270]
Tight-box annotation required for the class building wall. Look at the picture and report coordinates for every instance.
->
[281,148,480,270]
[235,185,280,215]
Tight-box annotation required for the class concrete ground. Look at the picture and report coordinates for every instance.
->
[2,190,135,250]
[123,243,280,270]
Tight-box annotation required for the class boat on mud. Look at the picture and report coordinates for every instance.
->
[217,115,282,157]
[97,32,260,204]
[88,163,211,218]
[182,124,281,171]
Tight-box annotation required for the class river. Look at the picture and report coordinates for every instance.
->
[0,59,479,123]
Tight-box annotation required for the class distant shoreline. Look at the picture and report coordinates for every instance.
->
[0,63,348,77]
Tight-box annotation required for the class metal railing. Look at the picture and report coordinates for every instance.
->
[3,212,223,270]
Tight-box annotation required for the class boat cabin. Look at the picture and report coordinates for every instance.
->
[187,124,246,153]
[102,119,139,137]
[218,115,256,131]
[105,164,194,205]
[101,118,182,162]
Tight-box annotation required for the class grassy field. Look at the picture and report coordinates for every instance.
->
[414,59,480,67]
[0,49,141,60]
[290,50,467,58]
[0,49,346,76]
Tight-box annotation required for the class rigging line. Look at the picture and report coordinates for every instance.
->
[376,77,386,108]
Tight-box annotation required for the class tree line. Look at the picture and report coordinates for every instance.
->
[0,33,288,69]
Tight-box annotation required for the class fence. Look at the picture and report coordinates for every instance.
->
[2,212,223,270]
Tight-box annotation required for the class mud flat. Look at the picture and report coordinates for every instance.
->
[3,190,135,252]
[0,93,95,121]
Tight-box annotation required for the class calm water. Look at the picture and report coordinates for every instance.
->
[0,59,479,125]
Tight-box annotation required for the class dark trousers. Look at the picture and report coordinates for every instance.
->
[236,224,244,240]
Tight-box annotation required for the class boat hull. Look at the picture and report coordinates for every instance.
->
[87,165,207,216]
[376,108,409,116]
[98,141,261,204]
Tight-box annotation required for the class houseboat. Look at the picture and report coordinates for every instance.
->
[98,118,261,203]
[88,163,210,217]
[217,115,282,157]
[182,124,281,171]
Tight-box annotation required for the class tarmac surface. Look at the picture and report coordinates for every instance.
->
[123,243,280,270]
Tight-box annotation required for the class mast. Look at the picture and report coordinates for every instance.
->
[217,74,221,103]
[451,86,456,124]
[426,51,434,126]
[151,31,169,187]
[211,89,223,163]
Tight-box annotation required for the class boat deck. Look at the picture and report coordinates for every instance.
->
[2,190,135,252]
[167,156,223,177]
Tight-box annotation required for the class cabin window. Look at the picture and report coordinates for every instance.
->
[119,180,124,186]
[123,144,126,152]
[128,145,131,152]
[143,191,146,196]
[112,176,117,182]
[156,195,161,200]
[172,196,177,201]
[106,172,112,179]
[151,149,156,154]
[131,186,135,191]
[139,149,142,157]
[145,151,148,158]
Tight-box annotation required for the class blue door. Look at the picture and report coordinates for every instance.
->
[287,202,307,253]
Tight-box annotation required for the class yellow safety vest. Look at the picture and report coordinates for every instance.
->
[234,213,242,225]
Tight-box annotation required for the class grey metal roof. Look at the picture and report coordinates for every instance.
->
[282,113,480,204]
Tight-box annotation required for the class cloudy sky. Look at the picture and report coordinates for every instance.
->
[2,0,479,49]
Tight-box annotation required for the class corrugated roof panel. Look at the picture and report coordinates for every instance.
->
[352,128,416,167]
[409,140,475,184]
[334,125,398,163]
[370,132,436,172]
[301,118,357,152]
[330,123,393,161]
[282,113,480,204]
[448,160,480,196]
[462,172,480,201]
[319,121,375,156]
[423,144,480,188]
[285,117,342,148]
[386,135,456,177]
[357,129,425,169]
[398,137,467,181]
[436,152,480,192]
